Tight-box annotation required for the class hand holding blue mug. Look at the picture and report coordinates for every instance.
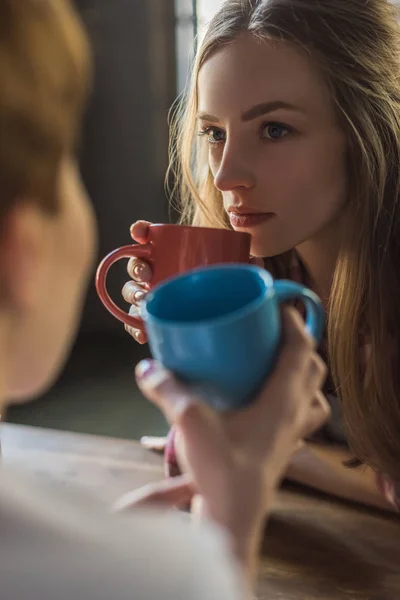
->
[138,264,324,410]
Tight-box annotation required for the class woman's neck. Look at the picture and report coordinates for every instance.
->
[295,217,344,306]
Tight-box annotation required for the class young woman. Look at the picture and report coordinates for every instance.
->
[122,0,400,511]
[0,1,327,598]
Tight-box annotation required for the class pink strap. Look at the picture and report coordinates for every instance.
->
[164,427,181,478]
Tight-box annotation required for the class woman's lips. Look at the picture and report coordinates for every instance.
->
[228,211,274,228]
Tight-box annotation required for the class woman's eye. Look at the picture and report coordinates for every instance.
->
[261,122,291,140]
[199,127,226,144]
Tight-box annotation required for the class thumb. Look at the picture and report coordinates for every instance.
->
[273,306,313,373]
[130,220,151,244]
[135,360,233,496]
[111,474,194,512]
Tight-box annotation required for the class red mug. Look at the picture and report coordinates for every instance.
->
[95,223,251,328]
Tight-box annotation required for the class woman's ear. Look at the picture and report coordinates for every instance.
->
[0,200,50,312]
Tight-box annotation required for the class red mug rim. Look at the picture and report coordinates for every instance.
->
[148,223,251,237]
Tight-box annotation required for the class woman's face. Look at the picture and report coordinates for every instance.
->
[197,33,348,257]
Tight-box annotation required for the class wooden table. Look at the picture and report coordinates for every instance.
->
[2,423,400,600]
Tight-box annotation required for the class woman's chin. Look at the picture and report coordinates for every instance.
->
[250,236,293,259]
[250,243,281,259]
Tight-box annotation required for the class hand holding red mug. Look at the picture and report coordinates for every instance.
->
[121,221,153,344]
[96,220,254,343]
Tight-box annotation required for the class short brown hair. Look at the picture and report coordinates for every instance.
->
[0,0,90,220]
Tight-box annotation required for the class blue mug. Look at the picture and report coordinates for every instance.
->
[142,264,324,411]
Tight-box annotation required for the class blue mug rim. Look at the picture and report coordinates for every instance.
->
[142,264,275,329]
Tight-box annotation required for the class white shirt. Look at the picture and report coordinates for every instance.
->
[0,468,246,600]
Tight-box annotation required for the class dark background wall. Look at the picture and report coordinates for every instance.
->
[75,0,177,334]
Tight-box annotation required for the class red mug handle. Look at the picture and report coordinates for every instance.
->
[95,243,153,328]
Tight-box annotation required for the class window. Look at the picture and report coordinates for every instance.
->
[175,0,224,91]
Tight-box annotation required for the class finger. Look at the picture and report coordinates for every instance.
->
[125,323,147,344]
[124,305,147,342]
[190,494,206,522]
[111,474,194,512]
[227,308,316,455]
[135,360,199,423]
[130,220,152,244]
[122,280,148,305]
[140,436,168,452]
[280,306,315,360]
[127,258,152,283]
[244,307,313,414]
[135,360,233,494]
[304,353,327,396]
[301,391,330,439]
[262,307,315,395]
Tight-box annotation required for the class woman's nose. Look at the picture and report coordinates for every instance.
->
[213,146,256,192]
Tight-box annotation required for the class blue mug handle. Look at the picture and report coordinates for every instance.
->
[274,280,325,343]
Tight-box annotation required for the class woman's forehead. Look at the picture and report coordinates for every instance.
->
[197,33,334,122]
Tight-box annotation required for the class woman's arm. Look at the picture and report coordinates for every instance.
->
[286,442,394,511]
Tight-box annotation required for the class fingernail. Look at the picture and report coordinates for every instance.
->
[136,360,171,389]
[133,263,146,279]
[133,329,141,342]
[136,359,156,380]
[134,290,146,303]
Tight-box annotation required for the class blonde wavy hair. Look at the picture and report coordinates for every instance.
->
[168,0,400,476]
[0,0,90,220]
